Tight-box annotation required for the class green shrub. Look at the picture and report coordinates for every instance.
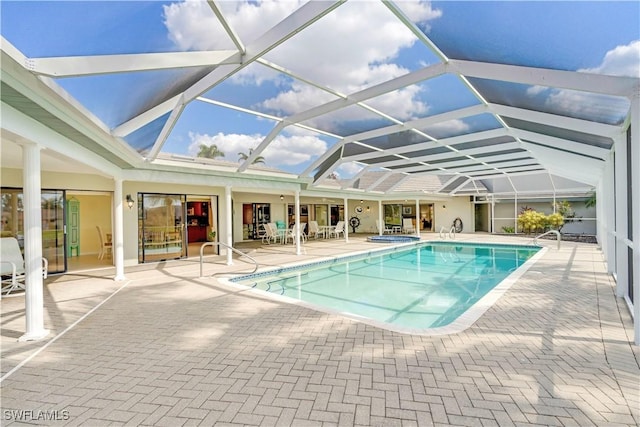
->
[517,209,546,234]
[501,226,515,233]
[546,212,564,230]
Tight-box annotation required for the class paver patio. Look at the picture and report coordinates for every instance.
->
[1,235,638,426]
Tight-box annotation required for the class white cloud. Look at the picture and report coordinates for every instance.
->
[163,0,300,51]
[423,119,470,137]
[264,134,327,166]
[579,40,640,78]
[337,162,364,178]
[545,90,629,122]
[537,40,639,122]
[164,0,442,132]
[526,85,548,96]
[187,131,327,168]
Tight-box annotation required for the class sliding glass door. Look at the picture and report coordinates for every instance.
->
[138,193,186,263]
[1,188,66,273]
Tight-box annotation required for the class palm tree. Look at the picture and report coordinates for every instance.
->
[197,143,225,159]
[238,148,265,164]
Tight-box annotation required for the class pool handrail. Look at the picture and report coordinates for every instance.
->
[533,230,561,250]
[199,241,259,277]
[448,225,456,240]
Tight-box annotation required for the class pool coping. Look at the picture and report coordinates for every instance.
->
[217,240,548,336]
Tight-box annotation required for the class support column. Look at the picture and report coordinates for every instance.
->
[614,135,628,299]
[378,200,383,236]
[113,179,126,281]
[225,186,233,265]
[603,154,616,273]
[343,197,349,242]
[490,197,495,234]
[295,190,301,255]
[629,88,640,345]
[514,194,518,233]
[20,142,49,341]
[415,199,420,237]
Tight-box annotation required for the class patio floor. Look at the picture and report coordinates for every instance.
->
[1,234,638,426]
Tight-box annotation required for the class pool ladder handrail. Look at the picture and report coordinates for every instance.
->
[199,241,259,277]
[440,225,456,240]
[533,230,561,250]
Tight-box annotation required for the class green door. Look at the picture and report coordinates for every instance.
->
[66,198,80,256]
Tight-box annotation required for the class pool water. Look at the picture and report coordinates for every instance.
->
[232,242,540,332]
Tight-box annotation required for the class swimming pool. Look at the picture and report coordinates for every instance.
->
[228,242,543,335]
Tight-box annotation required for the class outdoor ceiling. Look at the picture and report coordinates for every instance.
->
[1,1,638,196]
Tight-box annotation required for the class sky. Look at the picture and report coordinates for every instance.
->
[1,0,639,177]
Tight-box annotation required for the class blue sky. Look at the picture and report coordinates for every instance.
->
[2,1,639,176]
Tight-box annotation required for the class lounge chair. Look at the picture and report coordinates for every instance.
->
[1,237,48,296]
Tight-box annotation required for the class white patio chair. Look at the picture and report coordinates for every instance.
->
[376,220,393,234]
[1,237,48,296]
[262,223,281,244]
[285,224,307,244]
[330,221,345,238]
[308,221,321,239]
[402,218,416,234]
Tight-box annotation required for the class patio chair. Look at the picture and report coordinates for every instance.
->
[308,221,321,239]
[376,220,393,234]
[330,221,345,238]
[285,224,307,244]
[261,223,280,244]
[1,237,48,296]
[402,218,416,234]
[96,225,112,260]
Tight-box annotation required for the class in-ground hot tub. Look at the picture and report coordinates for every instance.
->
[367,235,420,243]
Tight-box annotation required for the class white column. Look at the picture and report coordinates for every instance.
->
[343,197,349,242]
[20,142,49,341]
[225,186,233,265]
[614,135,628,299]
[378,200,383,236]
[415,199,420,237]
[490,198,495,234]
[629,89,640,345]
[603,154,616,273]
[113,179,126,281]
[514,194,518,233]
[295,190,301,255]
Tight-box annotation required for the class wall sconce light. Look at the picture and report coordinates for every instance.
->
[280,194,284,200]
[126,194,135,209]
[360,199,363,204]
[442,205,446,209]
[366,206,370,212]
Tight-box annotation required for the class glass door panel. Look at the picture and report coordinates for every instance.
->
[329,204,344,225]
[139,193,185,263]
[42,191,66,273]
[315,205,328,226]
[1,188,65,274]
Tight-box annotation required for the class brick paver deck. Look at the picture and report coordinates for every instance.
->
[1,235,638,426]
